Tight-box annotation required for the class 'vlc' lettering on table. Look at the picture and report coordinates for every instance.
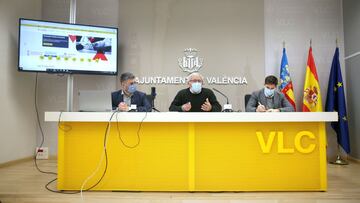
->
[256,131,316,154]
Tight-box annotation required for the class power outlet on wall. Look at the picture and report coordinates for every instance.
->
[35,147,49,160]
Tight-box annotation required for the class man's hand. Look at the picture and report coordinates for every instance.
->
[182,102,192,112]
[201,98,212,112]
[118,102,129,111]
[266,109,280,112]
[256,103,266,112]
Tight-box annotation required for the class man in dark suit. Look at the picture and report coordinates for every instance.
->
[112,72,151,112]
[246,75,294,112]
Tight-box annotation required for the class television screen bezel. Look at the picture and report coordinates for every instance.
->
[18,18,118,76]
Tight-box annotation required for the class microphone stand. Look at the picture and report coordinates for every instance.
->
[212,88,233,112]
[151,96,160,112]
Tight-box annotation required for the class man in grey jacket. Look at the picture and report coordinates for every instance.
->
[246,75,294,112]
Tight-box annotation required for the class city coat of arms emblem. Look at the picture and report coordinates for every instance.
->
[178,48,203,73]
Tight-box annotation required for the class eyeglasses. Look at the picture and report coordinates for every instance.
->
[189,79,202,83]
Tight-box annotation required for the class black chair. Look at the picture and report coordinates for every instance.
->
[244,94,252,109]
[146,94,154,110]
[146,94,154,106]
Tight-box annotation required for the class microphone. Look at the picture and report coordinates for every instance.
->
[150,87,160,112]
[212,88,233,112]
[151,87,156,97]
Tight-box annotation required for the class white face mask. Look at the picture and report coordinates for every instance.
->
[264,87,275,97]
[190,82,202,94]
[127,84,137,94]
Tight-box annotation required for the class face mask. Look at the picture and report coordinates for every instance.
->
[128,84,137,94]
[264,87,275,97]
[190,82,202,94]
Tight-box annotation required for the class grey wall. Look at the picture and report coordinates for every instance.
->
[117,0,264,111]
[40,0,265,113]
[0,0,42,164]
[265,0,345,111]
[343,0,360,159]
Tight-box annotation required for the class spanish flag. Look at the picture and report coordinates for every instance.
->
[303,47,323,112]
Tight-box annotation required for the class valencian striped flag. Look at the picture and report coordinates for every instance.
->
[303,47,323,112]
[325,47,350,153]
[279,48,296,111]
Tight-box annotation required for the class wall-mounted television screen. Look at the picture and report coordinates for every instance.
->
[18,18,118,75]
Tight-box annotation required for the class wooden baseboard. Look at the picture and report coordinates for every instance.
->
[348,156,360,163]
[0,156,33,168]
[48,155,57,160]
[0,155,58,168]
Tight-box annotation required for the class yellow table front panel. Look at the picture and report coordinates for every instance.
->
[57,121,327,191]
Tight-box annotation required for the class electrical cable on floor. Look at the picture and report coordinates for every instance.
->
[39,100,147,195]
[45,178,80,194]
[45,111,118,195]
[43,111,79,194]
[35,73,79,194]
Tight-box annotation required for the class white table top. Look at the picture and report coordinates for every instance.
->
[45,112,338,123]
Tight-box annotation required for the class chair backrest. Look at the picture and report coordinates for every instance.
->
[146,94,154,107]
[244,94,252,109]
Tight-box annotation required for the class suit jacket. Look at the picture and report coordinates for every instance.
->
[245,88,294,112]
[111,90,151,112]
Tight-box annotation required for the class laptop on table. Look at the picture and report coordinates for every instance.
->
[78,90,112,112]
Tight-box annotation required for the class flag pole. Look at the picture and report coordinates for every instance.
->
[330,144,349,165]
[336,38,338,48]
[329,38,349,165]
[283,41,285,49]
